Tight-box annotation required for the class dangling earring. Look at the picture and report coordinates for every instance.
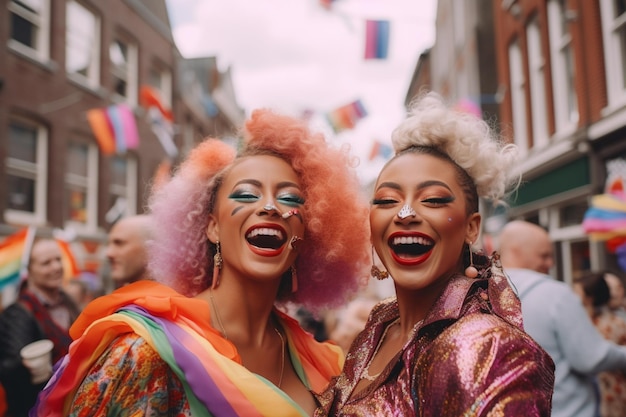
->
[370,246,389,280]
[211,241,223,289]
[290,265,298,293]
[464,241,478,278]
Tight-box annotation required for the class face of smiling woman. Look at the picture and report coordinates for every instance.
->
[206,154,306,284]
[370,152,480,291]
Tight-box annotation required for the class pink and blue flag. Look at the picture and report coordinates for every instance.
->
[365,20,390,60]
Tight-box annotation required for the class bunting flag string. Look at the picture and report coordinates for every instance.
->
[140,85,178,158]
[325,99,368,133]
[368,140,393,161]
[87,104,139,155]
[364,20,390,60]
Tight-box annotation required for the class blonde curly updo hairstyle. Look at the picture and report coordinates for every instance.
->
[391,92,519,212]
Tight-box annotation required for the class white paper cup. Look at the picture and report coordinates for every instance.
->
[20,339,54,384]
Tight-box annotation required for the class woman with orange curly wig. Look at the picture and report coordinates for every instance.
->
[31,109,371,417]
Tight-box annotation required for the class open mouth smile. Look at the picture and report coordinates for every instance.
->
[246,223,288,256]
[388,232,434,266]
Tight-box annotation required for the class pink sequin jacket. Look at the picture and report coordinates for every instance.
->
[316,253,555,416]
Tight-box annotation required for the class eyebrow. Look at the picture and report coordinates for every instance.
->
[376,180,453,193]
[233,179,301,189]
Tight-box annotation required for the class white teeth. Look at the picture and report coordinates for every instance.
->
[247,228,284,240]
[392,236,432,246]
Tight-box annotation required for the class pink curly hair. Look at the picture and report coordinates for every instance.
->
[148,109,371,311]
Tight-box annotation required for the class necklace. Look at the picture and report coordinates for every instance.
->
[361,318,400,381]
[209,288,229,339]
[274,327,286,388]
[209,289,286,388]
[360,317,424,381]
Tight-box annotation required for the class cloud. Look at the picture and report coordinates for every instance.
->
[167,0,436,184]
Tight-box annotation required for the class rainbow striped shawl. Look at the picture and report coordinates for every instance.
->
[31,281,343,416]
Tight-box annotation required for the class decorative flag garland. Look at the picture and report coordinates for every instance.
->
[87,104,139,155]
[364,20,390,60]
[140,85,178,158]
[325,99,368,133]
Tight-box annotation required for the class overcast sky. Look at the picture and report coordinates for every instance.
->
[165,0,437,183]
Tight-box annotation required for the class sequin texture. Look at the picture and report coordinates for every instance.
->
[316,252,555,417]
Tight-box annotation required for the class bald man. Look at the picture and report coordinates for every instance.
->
[106,215,153,288]
[499,220,626,417]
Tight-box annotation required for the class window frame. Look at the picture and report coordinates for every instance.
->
[107,155,138,222]
[526,16,549,149]
[508,39,529,156]
[64,141,99,232]
[65,0,101,88]
[110,36,138,106]
[548,0,579,135]
[5,117,48,225]
[600,0,626,110]
[8,0,51,62]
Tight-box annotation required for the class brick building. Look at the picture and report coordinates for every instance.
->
[406,0,626,282]
[0,0,243,280]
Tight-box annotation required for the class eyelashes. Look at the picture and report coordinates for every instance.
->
[371,196,455,206]
[228,192,305,207]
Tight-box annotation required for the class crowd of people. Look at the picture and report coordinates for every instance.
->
[3,92,626,415]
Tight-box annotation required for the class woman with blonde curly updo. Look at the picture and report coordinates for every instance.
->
[316,92,555,416]
[32,109,371,417]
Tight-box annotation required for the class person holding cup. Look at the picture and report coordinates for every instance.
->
[0,238,80,417]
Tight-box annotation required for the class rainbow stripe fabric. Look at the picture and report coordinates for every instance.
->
[32,281,343,416]
[0,228,80,291]
[0,228,30,290]
[86,104,139,155]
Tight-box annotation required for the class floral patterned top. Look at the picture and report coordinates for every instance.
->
[31,280,344,417]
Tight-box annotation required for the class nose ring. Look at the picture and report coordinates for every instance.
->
[397,204,417,219]
[263,203,280,215]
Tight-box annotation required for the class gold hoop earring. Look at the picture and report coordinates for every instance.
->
[211,241,223,289]
[464,241,478,278]
[370,246,389,280]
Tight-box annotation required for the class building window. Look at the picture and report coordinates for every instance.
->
[548,0,578,133]
[8,0,50,60]
[66,1,100,87]
[508,40,529,155]
[149,66,172,108]
[527,17,549,148]
[600,0,626,107]
[5,118,48,225]
[65,142,98,230]
[106,156,137,224]
[110,38,138,105]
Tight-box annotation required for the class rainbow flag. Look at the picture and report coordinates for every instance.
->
[368,140,393,161]
[0,228,80,291]
[364,20,390,60]
[0,228,34,290]
[57,239,80,281]
[87,104,139,155]
[326,99,368,133]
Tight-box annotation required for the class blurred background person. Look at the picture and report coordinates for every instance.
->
[0,238,79,417]
[105,214,153,289]
[499,220,626,417]
[604,271,626,321]
[575,271,626,417]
